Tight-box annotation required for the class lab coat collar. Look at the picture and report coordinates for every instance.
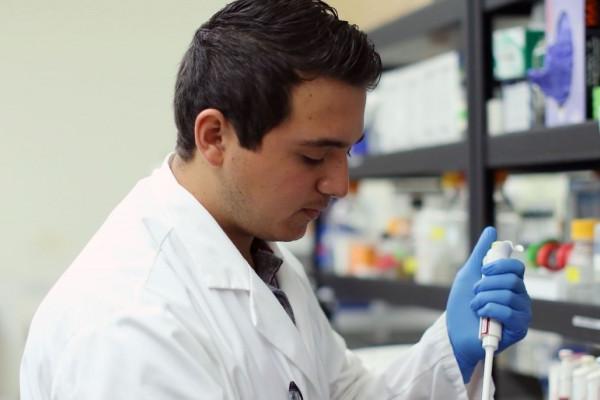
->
[147,153,253,292]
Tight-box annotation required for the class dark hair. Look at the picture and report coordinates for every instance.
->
[174,0,382,161]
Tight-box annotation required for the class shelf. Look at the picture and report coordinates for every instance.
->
[532,299,600,344]
[320,274,600,344]
[487,122,600,172]
[369,0,463,67]
[349,141,467,179]
[484,0,538,13]
[369,0,463,49]
[320,274,450,310]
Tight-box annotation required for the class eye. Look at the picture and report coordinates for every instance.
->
[346,149,352,157]
[301,155,325,166]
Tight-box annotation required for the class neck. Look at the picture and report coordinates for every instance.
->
[170,154,255,267]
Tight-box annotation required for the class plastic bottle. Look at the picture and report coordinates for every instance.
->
[559,349,577,400]
[549,360,561,400]
[563,219,597,300]
[587,368,600,400]
[593,221,600,281]
[494,171,522,245]
[414,173,467,285]
[572,355,597,400]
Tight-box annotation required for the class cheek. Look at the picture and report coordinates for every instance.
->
[276,171,318,206]
[264,168,316,203]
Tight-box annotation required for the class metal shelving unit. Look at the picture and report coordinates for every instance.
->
[370,0,465,67]
[316,0,600,351]
[488,122,600,172]
[322,274,600,344]
[320,274,450,310]
[368,0,463,49]
[349,141,467,179]
[484,0,537,12]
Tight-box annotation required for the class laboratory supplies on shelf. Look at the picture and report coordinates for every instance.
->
[488,8,547,135]
[317,175,467,284]
[564,218,598,302]
[594,222,600,280]
[528,0,600,127]
[588,369,600,400]
[364,51,465,155]
[413,172,468,285]
[488,0,600,134]
[565,219,597,283]
[535,240,572,271]
[501,81,540,133]
[585,0,600,119]
[569,176,600,224]
[547,349,600,400]
[522,219,600,302]
[573,355,598,400]
[495,171,522,245]
[317,180,419,279]
[317,181,371,276]
[493,25,544,81]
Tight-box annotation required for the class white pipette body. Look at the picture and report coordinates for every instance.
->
[480,241,522,400]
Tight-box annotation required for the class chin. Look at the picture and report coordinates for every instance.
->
[263,225,308,243]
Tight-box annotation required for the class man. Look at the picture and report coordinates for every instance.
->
[21,0,531,398]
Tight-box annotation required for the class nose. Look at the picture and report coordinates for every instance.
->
[316,154,349,199]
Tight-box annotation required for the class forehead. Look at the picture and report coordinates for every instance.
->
[271,77,367,146]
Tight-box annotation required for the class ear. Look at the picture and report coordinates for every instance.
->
[193,109,233,166]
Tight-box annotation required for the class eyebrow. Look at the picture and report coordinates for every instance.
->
[299,134,365,148]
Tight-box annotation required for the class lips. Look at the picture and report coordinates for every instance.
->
[302,208,321,220]
[301,199,329,220]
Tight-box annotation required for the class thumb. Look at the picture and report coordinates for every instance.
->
[465,226,497,272]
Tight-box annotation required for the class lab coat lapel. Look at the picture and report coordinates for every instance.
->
[147,156,253,292]
[249,269,320,394]
[273,253,318,359]
[272,244,326,391]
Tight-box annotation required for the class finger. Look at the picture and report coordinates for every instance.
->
[470,290,531,312]
[474,273,527,294]
[465,227,497,273]
[481,258,525,278]
[476,303,532,327]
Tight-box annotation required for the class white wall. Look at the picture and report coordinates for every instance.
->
[329,0,432,30]
[0,1,227,397]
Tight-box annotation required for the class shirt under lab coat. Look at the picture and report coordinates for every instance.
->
[20,154,486,399]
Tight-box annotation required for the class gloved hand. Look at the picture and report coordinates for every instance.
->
[446,227,531,383]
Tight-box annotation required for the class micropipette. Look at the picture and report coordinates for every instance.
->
[480,241,522,400]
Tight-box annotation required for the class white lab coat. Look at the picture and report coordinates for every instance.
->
[21,154,486,399]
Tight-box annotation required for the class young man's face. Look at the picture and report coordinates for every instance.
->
[219,77,366,242]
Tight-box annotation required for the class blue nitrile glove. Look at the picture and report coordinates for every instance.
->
[528,12,573,106]
[446,227,532,383]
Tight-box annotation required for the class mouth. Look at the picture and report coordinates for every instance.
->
[301,208,321,220]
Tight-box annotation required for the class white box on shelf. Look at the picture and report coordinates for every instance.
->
[366,51,464,154]
[487,97,504,136]
[501,81,533,133]
[524,269,564,301]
